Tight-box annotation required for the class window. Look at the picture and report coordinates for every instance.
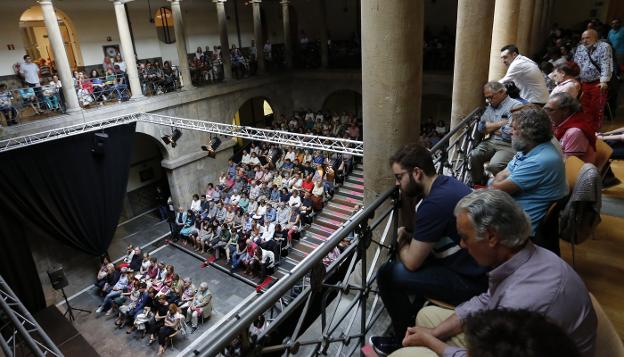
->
[154,7,175,44]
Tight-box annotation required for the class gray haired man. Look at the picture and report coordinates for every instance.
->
[390,189,596,357]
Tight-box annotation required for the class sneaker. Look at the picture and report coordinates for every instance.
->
[368,336,402,356]
[96,306,102,314]
[105,309,112,316]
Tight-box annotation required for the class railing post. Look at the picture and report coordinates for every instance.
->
[359,217,372,350]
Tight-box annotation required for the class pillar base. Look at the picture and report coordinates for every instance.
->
[64,107,82,114]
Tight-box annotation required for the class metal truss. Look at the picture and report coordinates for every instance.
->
[0,276,64,357]
[0,112,363,156]
[138,113,363,156]
[0,113,140,153]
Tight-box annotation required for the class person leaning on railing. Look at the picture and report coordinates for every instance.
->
[369,143,489,355]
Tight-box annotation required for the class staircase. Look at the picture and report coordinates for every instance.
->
[289,166,365,265]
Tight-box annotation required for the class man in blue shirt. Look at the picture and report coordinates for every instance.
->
[469,81,523,185]
[608,18,624,68]
[370,143,488,355]
[491,106,567,254]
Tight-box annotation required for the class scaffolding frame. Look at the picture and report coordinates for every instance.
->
[0,113,364,156]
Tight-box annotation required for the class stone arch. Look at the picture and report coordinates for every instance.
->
[19,5,84,69]
[321,89,362,117]
[134,121,172,160]
[233,95,276,128]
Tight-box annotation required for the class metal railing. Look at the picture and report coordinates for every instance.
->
[431,107,483,185]
[0,275,63,357]
[75,73,131,107]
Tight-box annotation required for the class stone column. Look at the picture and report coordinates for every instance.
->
[39,0,80,112]
[168,0,195,90]
[361,0,423,206]
[319,0,329,68]
[529,0,543,57]
[516,0,535,55]
[281,0,292,69]
[252,0,264,73]
[112,0,143,98]
[488,0,521,80]
[214,0,232,80]
[450,0,495,129]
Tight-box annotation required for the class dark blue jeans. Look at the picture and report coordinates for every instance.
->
[377,259,487,338]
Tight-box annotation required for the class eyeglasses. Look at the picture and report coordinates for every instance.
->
[394,171,409,181]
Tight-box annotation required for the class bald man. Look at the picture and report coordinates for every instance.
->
[573,29,613,131]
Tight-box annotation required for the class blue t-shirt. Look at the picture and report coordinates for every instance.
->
[507,142,567,235]
[413,176,486,277]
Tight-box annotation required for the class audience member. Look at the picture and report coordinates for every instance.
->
[499,45,550,105]
[546,93,596,163]
[386,190,596,357]
[371,143,488,354]
[469,81,523,185]
[490,106,567,252]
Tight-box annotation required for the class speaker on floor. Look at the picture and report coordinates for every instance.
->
[47,266,68,290]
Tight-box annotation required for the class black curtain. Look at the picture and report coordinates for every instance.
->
[0,123,136,311]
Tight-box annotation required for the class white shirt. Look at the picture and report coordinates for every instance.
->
[499,54,549,104]
[288,195,302,208]
[20,62,40,85]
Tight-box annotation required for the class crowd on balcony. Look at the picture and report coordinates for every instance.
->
[94,248,213,356]
[369,16,624,357]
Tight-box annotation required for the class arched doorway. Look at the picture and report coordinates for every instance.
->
[232,97,274,146]
[322,90,362,117]
[121,132,170,221]
[19,6,83,70]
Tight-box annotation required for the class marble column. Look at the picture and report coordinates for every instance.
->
[516,0,535,55]
[488,0,521,80]
[112,0,144,98]
[281,0,292,69]
[450,0,495,129]
[361,0,423,206]
[168,0,195,90]
[529,0,544,57]
[39,0,80,112]
[319,0,329,68]
[252,0,264,73]
[214,0,232,80]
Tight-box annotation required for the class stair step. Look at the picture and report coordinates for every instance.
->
[326,202,356,215]
[292,241,316,254]
[318,208,351,221]
[337,188,364,200]
[350,171,363,179]
[308,225,334,237]
[347,175,364,183]
[333,194,363,207]
[342,181,364,193]
[314,216,343,230]
[302,231,328,244]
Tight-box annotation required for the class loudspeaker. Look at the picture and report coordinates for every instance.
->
[209,137,221,151]
[47,266,68,290]
[91,132,109,156]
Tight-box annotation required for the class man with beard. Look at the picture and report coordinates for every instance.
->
[491,107,567,252]
[370,143,488,356]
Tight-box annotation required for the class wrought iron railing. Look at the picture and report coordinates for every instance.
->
[180,108,483,356]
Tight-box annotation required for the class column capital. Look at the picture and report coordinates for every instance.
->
[251,0,262,3]
[37,0,53,5]
[213,0,227,3]
[110,0,134,4]
[167,0,181,3]
[280,0,290,5]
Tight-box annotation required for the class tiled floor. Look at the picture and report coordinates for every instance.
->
[64,244,256,357]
